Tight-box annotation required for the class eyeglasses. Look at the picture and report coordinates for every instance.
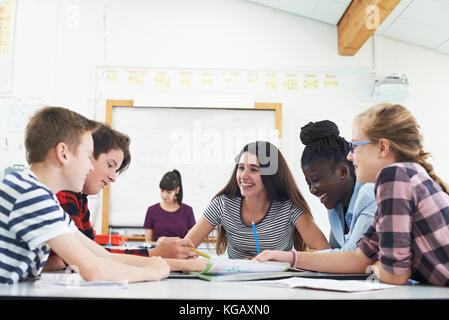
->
[349,140,372,153]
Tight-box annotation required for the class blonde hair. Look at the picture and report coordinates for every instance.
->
[355,103,449,194]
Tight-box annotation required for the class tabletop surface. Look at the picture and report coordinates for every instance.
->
[1,276,449,301]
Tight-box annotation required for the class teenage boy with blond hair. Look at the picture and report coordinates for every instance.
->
[0,106,204,285]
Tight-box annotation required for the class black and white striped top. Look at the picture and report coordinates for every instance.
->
[0,170,77,284]
[203,194,304,259]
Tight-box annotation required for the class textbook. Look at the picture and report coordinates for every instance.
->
[169,258,289,282]
[184,270,371,282]
[203,258,290,274]
[168,258,370,282]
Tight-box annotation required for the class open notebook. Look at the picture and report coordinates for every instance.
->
[169,258,370,282]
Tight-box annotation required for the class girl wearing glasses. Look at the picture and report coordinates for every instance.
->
[256,104,449,286]
[300,120,377,252]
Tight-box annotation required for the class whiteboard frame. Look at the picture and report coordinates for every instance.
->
[101,99,282,235]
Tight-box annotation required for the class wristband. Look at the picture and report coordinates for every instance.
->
[290,250,297,268]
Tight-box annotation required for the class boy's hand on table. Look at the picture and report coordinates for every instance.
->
[145,256,170,281]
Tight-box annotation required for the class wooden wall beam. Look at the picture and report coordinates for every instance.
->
[337,0,401,56]
[102,99,134,235]
[254,102,282,138]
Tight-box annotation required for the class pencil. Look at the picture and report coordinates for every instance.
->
[190,247,211,259]
[252,221,261,254]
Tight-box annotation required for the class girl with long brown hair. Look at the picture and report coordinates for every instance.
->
[185,141,329,259]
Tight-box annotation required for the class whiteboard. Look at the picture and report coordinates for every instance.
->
[109,106,279,227]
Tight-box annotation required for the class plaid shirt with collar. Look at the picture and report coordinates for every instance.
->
[56,191,95,240]
[357,162,449,286]
[56,191,149,257]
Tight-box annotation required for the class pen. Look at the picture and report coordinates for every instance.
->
[252,221,261,254]
[190,247,211,259]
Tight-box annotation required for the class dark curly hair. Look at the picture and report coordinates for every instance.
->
[299,120,355,178]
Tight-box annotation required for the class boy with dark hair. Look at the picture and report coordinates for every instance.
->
[58,123,131,242]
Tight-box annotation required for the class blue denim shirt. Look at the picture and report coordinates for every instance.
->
[323,181,377,252]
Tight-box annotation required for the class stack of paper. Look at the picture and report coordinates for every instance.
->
[33,272,128,289]
[252,277,396,292]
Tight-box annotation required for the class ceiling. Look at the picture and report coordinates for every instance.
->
[246,0,449,55]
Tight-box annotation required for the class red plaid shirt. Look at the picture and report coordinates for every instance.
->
[56,191,95,240]
[56,191,149,257]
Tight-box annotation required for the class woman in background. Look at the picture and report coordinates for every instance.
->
[144,170,196,243]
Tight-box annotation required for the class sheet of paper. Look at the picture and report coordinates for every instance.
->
[33,272,128,289]
[252,277,396,292]
[202,258,290,274]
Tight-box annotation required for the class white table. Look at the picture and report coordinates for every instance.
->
[1,276,449,300]
[1,275,448,318]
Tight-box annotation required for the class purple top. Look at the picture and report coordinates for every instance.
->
[143,203,196,241]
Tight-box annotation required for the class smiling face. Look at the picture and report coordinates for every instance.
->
[347,124,382,183]
[64,132,95,193]
[82,148,124,195]
[302,159,349,210]
[236,151,266,198]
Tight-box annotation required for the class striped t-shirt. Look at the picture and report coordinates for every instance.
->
[203,194,304,259]
[0,169,77,284]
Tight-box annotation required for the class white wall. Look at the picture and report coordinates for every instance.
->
[373,35,449,183]
[1,0,449,238]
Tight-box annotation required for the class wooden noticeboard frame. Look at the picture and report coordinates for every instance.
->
[101,99,282,235]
